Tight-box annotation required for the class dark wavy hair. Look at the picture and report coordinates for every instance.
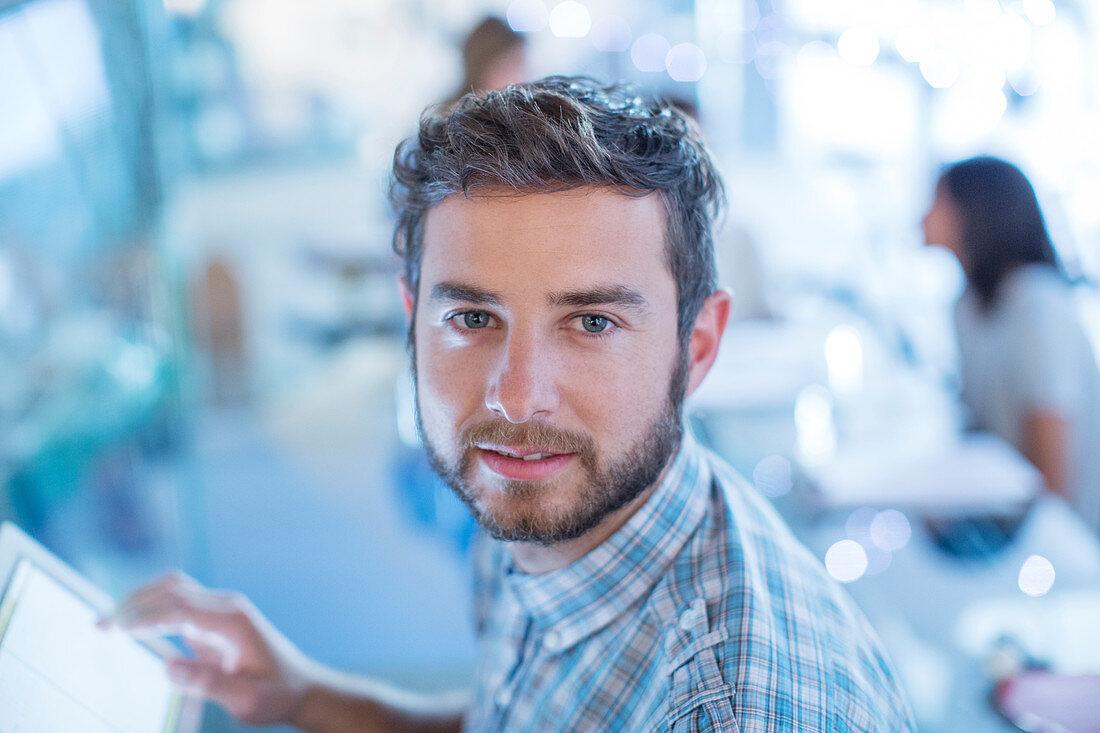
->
[938,156,1062,310]
[389,76,724,348]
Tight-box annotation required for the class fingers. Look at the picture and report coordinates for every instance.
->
[105,574,308,727]
[168,656,237,691]
[100,572,194,626]
[179,622,243,673]
[183,629,234,666]
[102,573,255,658]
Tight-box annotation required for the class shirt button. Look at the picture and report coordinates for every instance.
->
[543,630,563,651]
[495,685,513,707]
[679,608,698,631]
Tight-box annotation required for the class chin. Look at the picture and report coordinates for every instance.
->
[472,485,595,544]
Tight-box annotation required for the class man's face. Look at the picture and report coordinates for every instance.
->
[410,187,685,544]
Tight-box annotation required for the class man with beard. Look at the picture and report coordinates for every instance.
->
[106,78,915,731]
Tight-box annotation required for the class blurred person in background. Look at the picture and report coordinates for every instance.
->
[923,156,1100,533]
[444,16,529,107]
[105,78,914,732]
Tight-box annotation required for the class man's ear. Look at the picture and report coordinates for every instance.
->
[398,277,414,321]
[685,289,732,398]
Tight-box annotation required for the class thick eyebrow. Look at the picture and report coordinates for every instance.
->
[429,282,505,306]
[428,281,651,316]
[547,285,650,316]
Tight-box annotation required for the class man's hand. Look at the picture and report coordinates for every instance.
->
[101,572,314,726]
[104,573,467,733]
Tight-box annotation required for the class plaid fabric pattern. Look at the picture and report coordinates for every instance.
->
[464,436,916,732]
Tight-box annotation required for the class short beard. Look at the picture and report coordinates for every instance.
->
[415,348,689,545]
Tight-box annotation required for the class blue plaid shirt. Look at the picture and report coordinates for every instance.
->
[464,436,916,732]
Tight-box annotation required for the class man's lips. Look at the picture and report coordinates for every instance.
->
[477,443,569,460]
[475,446,576,481]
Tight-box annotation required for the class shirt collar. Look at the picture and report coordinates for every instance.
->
[504,433,711,652]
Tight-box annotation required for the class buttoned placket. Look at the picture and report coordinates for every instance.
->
[666,597,738,732]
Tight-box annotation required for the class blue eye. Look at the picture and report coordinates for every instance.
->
[463,311,491,329]
[580,315,610,333]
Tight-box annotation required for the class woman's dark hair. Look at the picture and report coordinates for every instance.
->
[390,76,724,349]
[938,156,1061,310]
[461,17,524,92]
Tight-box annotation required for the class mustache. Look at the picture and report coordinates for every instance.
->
[461,420,596,456]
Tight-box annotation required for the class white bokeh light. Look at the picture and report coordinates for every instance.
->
[507,0,549,32]
[0,255,12,312]
[548,1,590,38]
[826,540,868,583]
[795,384,837,465]
[163,0,206,16]
[718,31,756,65]
[995,14,1032,71]
[631,33,671,73]
[753,455,793,498]
[111,344,159,389]
[965,0,1002,23]
[895,25,930,63]
[935,83,1007,147]
[870,510,912,552]
[837,27,879,65]
[920,49,959,88]
[754,41,790,79]
[1023,0,1056,26]
[970,63,1008,94]
[1010,68,1042,96]
[741,1,761,32]
[841,508,893,576]
[845,507,878,543]
[824,325,863,396]
[796,40,835,67]
[666,43,707,82]
[1018,555,1056,597]
[590,16,631,52]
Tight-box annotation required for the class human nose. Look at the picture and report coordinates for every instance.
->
[485,331,559,423]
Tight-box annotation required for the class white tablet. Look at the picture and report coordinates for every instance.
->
[0,521,202,733]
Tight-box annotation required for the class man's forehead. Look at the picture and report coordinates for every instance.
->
[415,188,676,312]
[418,188,671,298]
[422,186,664,235]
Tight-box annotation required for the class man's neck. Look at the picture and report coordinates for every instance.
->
[510,465,670,575]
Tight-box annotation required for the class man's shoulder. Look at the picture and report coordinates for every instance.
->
[651,448,916,731]
[660,447,847,618]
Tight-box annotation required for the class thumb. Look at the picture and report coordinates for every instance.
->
[167,658,254,715]
[168,656,244,698]
[166,657,301,725]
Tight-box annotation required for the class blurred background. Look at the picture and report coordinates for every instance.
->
[2,0,1099,730]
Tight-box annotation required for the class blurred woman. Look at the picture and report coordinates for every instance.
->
[445,17,528,107]
[923,156,1100,532]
